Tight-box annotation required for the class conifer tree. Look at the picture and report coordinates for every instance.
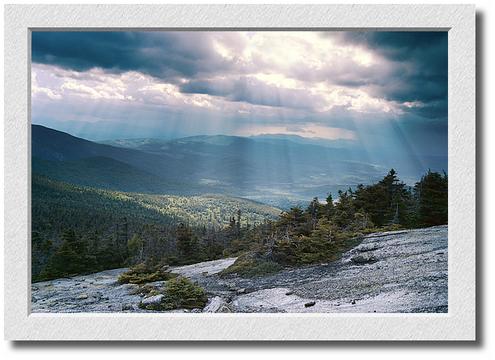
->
[414,170,448,226]
[176,223,199,261]
[325,193,335,219]
[43,229,86,278]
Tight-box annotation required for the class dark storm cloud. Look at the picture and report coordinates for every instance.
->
[339,32,447,63]
[332,31,447,116]
[32,31,232,80]
[32,31,448,119]
[180,77,325,110]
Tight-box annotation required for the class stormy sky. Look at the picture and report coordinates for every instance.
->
[31,31,447,158]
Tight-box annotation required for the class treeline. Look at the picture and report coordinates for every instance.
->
[34,219,238,281]
[32,169,447,281]
[222,169,448,271]
[332,168,448,229]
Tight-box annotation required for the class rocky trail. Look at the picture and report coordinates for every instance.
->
[31,225,447,313]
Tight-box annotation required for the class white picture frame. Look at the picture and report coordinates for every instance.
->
[4,4,476,341]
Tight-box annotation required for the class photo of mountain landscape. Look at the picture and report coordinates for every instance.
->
[30,31,448,313]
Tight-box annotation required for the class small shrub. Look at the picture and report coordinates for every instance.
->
[139,277,208,311]
[220,253,282,278]
[129,284,160,297]
[269,230,367,267]
[118,262,176,284]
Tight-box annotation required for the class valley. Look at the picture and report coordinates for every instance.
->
[32,124,447,208]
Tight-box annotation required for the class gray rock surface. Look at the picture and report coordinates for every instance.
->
[194,225,448,313]
[351,254,377,264]
[31,268,145,313]
[203,296,232,313]
[170,258,237,277]
[31,226,447,313]
[141,294,164,306]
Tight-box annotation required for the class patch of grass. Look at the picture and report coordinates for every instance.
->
[139,276,208,311]
[220,253,283,278]
[118,262,176,285]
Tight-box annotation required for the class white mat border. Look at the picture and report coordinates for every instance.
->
[4,4,475,341]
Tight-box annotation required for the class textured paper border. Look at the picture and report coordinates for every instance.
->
[4,4,475,341]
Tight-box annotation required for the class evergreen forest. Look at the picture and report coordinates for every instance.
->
[32,168,447,281]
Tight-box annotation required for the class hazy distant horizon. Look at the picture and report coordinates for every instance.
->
[32,122,359,146]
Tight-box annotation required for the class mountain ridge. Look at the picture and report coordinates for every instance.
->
[31,124,447,208]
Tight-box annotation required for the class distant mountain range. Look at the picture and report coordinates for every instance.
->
[32,124,447,208]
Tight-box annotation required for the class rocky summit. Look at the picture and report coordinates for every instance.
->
[31,226,447,313]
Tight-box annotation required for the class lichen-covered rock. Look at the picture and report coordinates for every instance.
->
[121,303,134,311]
[141,294,164,306]
[351,254,377,264]
[203,296,232,313]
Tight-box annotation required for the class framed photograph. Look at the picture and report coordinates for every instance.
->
[4,4,475,341]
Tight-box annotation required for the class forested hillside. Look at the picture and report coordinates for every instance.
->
[32,175,280,281]
[32,156,185,194]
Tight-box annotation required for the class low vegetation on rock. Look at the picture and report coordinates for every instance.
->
[220,252,283,278]
[138,277,208,311]
[117,262,176,285]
